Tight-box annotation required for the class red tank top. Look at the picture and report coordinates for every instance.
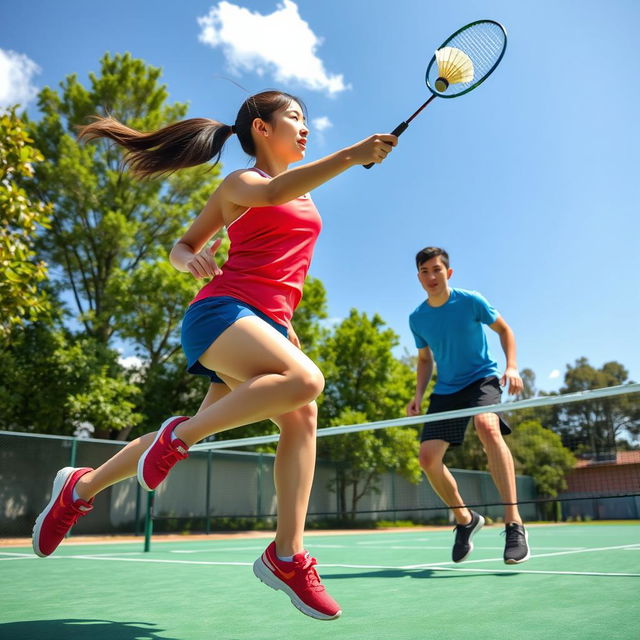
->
[191,170,322,326]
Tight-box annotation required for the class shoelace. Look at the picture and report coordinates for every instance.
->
[54,502,91,535]
[158,444,188,472]
[502,526,525,545]
[295,555,324,591]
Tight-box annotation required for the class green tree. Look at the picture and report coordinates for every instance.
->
[555,358,640,456]
[509,420,576,497]
[322,409,421,520]
[316,310,420,518]
[23,53,226,437]
[30,52,222,348]
[0,319,141,437]
[0,107,52,338]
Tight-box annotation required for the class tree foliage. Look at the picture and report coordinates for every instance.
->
[0,107,52,338]
[554,358,640,455]
[316,309,420,517]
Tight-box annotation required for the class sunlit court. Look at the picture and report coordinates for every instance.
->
[2,524,639,639]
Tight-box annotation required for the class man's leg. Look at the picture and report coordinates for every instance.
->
[419,439,485,562]
[474,412,530,564]
[419,439,471,524]
[473,413,521,524]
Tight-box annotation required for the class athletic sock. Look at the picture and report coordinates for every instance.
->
[277,554,294,562]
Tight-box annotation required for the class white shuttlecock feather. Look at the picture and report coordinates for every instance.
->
[434,46,474,92]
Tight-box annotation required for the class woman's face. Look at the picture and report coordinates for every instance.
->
[260,100,309,163]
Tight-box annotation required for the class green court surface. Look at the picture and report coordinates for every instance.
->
[1,523,638,640]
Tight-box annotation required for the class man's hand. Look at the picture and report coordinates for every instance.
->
[406,396,423,416]
[501,367,523,395]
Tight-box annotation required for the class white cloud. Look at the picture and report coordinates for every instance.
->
[197,1,349,95]
[548,369,560,380]
[0,49,40,108]
[119,355,145,370]
[312,116,332,131]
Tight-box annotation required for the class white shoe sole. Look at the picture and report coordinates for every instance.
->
[253,555,341,620]
[504,528,531,564]
[453,513,486,563]
[32,467,76,557]
[137,416,179,492]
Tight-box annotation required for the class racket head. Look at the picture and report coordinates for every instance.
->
[426,20,507,99]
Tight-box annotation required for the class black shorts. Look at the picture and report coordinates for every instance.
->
[420,376,511,446]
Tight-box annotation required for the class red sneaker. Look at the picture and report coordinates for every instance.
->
[32,467,94,557]
[137,416,190,491]
[253,542,342,620]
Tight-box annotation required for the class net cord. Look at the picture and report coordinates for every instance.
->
[191,383,640,452]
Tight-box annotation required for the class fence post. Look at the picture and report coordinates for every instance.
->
[205,450,212,534]
[257,453,263,518]
[391,473,397,523]
[69,438,78,468]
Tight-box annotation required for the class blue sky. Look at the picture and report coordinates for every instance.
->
[2,0,639,393]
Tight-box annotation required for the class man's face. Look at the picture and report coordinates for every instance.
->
[417,255,452,297]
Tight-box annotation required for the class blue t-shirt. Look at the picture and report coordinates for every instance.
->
[409,288,500,395]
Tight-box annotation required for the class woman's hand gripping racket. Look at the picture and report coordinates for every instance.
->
[364,19,507,169]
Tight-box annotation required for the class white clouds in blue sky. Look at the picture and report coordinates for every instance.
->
[312,116,332,132]
[548,369,560,380]
[197,1,349,95]
[0,48,40,108]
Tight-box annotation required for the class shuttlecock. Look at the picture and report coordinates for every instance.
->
[434,46,474,92]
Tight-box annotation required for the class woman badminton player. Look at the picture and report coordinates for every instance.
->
[31,90,396,620]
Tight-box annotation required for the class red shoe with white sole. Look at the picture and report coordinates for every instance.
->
[137,416,190,491]
[32,467,94,557]
[253,541,342,620]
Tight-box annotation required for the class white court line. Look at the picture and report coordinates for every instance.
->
[4,542,637,569]
[171,543,347,554]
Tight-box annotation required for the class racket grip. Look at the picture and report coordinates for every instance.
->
[363,121,409,169]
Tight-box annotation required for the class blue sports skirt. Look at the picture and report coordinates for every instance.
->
[181,296,288,383]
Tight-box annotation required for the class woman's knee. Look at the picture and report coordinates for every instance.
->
[277,401,318,436]
[284,365,324,406]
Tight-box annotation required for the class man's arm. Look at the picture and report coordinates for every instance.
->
[407,347,434,416]
[489,316,524,395]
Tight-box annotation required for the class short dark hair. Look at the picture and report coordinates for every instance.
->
[415,247,449,269]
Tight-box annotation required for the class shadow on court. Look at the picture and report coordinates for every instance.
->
[325,568,520,580]
[0,619,180,640]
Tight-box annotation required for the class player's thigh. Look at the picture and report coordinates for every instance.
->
[473,412,503,445]
[199,315,324,388]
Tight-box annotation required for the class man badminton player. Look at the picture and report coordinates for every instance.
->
[406,247,530,564]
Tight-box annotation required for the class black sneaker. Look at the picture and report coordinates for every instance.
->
[503,522,530,564]
[452,511,485,563]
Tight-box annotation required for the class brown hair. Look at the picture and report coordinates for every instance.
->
[77,90,306,178]
[415,247,449,269]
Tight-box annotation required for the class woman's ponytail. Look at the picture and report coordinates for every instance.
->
[77,116,234,178]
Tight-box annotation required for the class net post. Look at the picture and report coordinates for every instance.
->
[65,438,78,539]
[144,490,154,552]
[134,483,141,536]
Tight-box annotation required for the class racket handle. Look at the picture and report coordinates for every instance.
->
[363,122,409,169]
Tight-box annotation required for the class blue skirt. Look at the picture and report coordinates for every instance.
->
[181,296,288,383]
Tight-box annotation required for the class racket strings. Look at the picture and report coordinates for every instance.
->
[429,21,506,96]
